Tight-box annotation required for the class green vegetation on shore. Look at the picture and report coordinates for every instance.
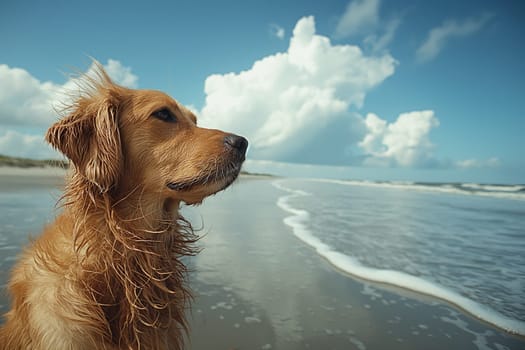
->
[0,155,68,169]
[240,170,274,177]
[0,155,274,177]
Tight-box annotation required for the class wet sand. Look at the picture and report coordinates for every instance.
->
[0,166,66,190]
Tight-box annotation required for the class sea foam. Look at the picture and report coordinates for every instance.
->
[313,179,525,201]
[272,180,525,336]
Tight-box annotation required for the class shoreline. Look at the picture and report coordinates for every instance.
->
[274,179,525,338]
[0,165,67,177]
[0,166,273,179]
[0,166,66,191]
[331,262,525,340]
[185,178,525,349]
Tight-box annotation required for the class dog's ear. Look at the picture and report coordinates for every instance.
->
[46,91,122,193]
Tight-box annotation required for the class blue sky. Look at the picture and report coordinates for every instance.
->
[1,0,524,183]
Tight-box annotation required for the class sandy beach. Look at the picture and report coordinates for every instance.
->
[0,166,66,190]
[1,169,524,349]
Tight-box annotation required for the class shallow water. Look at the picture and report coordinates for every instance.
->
[273,178,525,335]
[0,185,60,298]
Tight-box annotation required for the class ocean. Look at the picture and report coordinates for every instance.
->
[273,178,525,336]
[0,185,60,301]
[1,174,524,348]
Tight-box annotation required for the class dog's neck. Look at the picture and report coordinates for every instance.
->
[61,172,194,349]
[62,173,193,258]
[114,188,182,234]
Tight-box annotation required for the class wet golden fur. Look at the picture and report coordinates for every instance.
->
[0,63,246,349]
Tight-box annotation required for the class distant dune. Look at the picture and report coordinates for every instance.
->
[0,154,272,178]
[0,154,68,169]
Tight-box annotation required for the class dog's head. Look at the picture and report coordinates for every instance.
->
[46,63,247,205]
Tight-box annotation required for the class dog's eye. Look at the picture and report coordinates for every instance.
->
[152,108,177,123]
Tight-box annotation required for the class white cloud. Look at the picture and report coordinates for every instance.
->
[102,59,138,88]
[359,110,440,167]
[0,59,137,159]
[270,24,285,40]
[0,130,58,159]
[335,0,401,53]
[364,17,401,52]
[0,64,58,127]
[0,60,138,127]
[200,16,396,162]
[416,13,493,62]
[456,157,500,169]
[335,0,380,38]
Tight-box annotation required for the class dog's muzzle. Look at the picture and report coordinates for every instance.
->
[166,134,248,192]
[223,134,248,160]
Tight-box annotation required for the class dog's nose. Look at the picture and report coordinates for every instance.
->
[224,134,248,155]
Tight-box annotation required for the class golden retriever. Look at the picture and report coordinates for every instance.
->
[0,62,248,349]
